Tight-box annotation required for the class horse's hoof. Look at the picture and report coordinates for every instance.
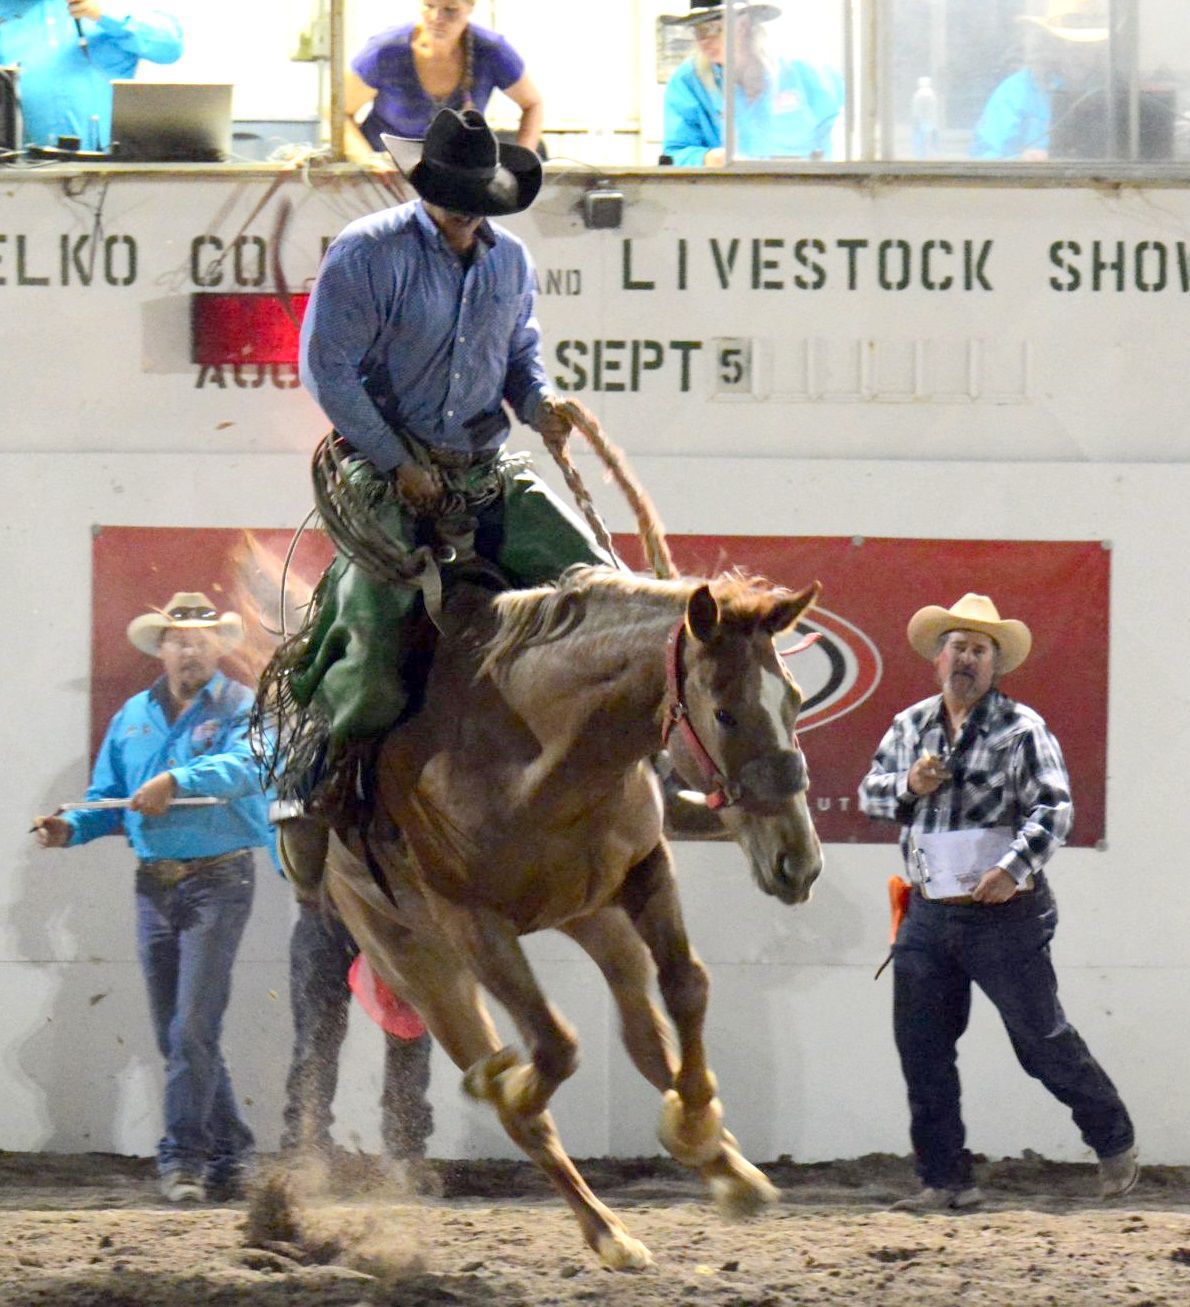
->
[594,1228,653,1271]
[658,1089,725,1168]
[462,1046,520,1102]
[708,1159,781,1219]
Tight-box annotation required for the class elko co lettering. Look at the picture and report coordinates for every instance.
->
[0,233,138,286]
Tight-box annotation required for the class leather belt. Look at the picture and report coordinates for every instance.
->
[138,848,248,887]
[915,874,1036,907]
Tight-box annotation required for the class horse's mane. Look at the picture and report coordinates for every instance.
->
[478,566,799,678]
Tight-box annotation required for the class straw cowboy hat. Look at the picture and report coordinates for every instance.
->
[662,1,783,25]
[906,593,1033,674]
[381,108,542,217]
[127,591,244,658]
[1019,0,1109,44]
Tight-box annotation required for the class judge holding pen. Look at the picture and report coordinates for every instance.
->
[0,2,183,151]
[32,592,272,1205]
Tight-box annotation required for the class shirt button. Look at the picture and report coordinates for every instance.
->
[459,336,466,343]
[446,410,454,417]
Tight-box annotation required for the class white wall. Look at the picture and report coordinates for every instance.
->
[4,452,1185,1163]
[1,169,1187,1164]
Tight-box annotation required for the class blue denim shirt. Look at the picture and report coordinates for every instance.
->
[299,200,550,473]
[0,1,182,149]
[64,671,273,862]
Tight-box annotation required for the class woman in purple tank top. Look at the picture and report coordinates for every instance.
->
[344,1,544,162]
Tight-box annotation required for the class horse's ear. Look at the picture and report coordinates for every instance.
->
[762,580,822,635]
[685,584,721,644]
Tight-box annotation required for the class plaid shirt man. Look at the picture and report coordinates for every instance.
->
[859,688,1073,886]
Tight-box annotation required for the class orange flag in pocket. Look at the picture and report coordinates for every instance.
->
[874,875,912,980]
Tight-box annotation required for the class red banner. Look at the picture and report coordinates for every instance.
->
[92,529,1108,846]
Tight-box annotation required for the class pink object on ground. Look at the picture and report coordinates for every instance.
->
[348,952,427,1040]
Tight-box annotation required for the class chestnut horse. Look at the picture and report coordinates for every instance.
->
[321,567,823,1269]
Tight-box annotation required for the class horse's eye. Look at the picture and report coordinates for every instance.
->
[714,708,737,728]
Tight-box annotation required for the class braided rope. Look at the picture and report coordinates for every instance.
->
[541,401,677,581]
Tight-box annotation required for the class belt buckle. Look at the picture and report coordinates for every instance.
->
[145,857,189,886]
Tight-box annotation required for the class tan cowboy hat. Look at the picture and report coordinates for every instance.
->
[1019,0,1109,44]
[127,591,244,658]
[382,108,542,217]
[662,1,783,26]
[907,594,1033,674]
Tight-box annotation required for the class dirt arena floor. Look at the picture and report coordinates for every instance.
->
[2,1150,1189,1306]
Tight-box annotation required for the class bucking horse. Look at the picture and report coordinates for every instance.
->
[258,423,824,1269]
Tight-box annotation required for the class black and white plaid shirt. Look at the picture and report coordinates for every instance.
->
[858,689,1073,885]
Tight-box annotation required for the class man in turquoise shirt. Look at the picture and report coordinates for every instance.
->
[33,592,271,1204]
[0,1,182,150]
[970,0,1109,161]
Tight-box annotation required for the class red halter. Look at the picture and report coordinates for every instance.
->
[661,619,737,810]
[661,620,822,811]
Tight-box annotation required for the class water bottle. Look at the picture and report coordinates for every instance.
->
[911,75,939,159]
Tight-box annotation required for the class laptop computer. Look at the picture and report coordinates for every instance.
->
[109,82,233,163]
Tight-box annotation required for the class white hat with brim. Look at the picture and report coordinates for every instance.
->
[662,2,783,27]
[1018,2,1108,44]
[127,591,244,658]
[907,593,1033,674]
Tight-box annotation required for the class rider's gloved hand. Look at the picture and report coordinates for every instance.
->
[395,461,443,512]
[532,395,574,441]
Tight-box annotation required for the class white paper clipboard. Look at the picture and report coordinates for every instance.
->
[909,827,1016,899]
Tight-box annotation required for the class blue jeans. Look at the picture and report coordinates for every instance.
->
[135,853,256,1180]
[893,875,1134,1189]
[281,902,433,1158]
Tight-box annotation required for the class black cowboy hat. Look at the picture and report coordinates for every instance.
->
[661,1,783,26]
[381,108,542,217]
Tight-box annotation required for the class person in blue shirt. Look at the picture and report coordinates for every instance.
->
[262,108,614,877]
[0,0,182,150]
[970,0,1108,161]
[33,592,272,1204]
[661,0,842,165]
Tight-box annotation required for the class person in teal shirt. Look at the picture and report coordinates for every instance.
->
[33,592,271,1204]
[0,1,182,150]
[661,0,842,165]
[970,1,1109,161]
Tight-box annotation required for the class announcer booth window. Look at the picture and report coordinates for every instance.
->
[870,0,1187,168]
